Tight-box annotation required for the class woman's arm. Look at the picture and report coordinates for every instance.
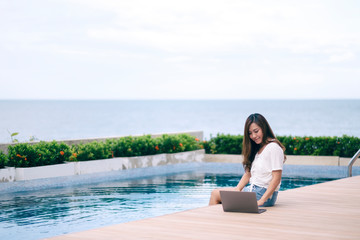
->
[235,169,251,191]
[209,169,250,205]
[257,170,282,206]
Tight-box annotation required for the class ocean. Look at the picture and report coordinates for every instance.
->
[0,100,359,144]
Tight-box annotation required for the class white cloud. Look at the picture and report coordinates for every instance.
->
[328,52,355,63]
[164,56,192,63]
[80,1,360,54]
[0,0,359,99]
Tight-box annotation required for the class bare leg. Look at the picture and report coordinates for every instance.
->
[209,187,237,205]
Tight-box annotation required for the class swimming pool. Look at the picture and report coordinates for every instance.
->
[0,163,358,240]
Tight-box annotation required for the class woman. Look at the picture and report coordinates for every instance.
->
[209,113,286,207]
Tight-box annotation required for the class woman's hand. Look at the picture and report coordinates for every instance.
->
[235,169,251,191]
[257,199,265,206]
[257,170,282,206]
[234,186,241,191]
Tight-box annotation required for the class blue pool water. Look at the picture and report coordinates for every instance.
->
[1,163,359,240]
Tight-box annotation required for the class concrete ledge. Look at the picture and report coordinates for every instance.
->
[204,154,243,163]
[0,149,205,182]
[204,154,358,166]
[339,157,360,166]
[15,163,76,181]
[0,167,15,182]
[285,155,339,166]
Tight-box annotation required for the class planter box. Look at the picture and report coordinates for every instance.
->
[72,154,168,175]
[127,153,167,169]
[167,150,204,164]
[74,158,129,175]
[15,163,76,181]
[74,150,205,175]
[0,167,16,182]
[0,149,205,182]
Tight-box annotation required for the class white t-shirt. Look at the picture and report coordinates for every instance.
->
[249,142,284,191]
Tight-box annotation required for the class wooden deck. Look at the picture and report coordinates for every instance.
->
[46,176,360,240]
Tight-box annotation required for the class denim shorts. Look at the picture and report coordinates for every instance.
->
[243,184,278,207]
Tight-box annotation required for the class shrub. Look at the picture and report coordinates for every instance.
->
[276,135,360,157]
[4,134,202,167]
[336,135,360,157]
[200,134,243,154]
[206,134,360,158]
[160,134,202,153]
[35,141,72,165]
[200,139,214,154]
[7,141,72,167]
[212,134,243,154]
[5,133,359,168]
[108,136,131,158]
[177,134,202,152]
[130,135,158,156]
[8,143,41,167]
[71,141,112,161]
[0,150,8,168]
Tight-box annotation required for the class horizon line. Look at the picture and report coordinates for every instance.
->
[0,98,359,101]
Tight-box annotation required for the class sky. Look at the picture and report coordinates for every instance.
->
[0,0,359,100]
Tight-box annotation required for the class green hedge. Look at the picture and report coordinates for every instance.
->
[0,151,7,169]
[7,141,72,168]
[2,133,359,169]
[203,134,360,158]
[1,134,202,168]
[277,135,359,157]
[202,134,243,154]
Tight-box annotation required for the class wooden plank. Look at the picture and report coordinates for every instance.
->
[46,176,360,240]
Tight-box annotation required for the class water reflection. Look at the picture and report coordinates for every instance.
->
[280,177,336,191]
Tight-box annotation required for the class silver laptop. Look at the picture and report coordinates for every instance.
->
[220,191,266,214]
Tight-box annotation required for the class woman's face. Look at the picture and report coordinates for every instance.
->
[248,123,263,145]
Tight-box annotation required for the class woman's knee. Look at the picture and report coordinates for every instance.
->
[210,188,220,199]
[209,187,237,205]
[209,188,221,204]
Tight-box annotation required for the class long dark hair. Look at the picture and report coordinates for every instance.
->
[242,113,285,170]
